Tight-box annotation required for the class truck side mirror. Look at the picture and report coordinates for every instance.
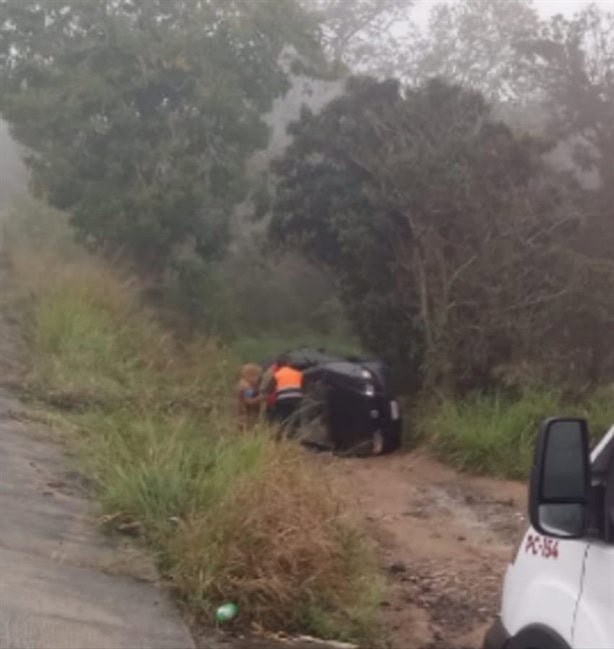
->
[529,418,590,539]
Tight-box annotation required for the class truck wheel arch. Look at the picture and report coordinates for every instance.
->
[508,624,571,649]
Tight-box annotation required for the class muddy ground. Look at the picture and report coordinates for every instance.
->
[196,452,527,649]
[327,452,527,649]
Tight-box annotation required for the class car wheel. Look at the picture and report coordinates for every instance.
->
[381,428,402,454]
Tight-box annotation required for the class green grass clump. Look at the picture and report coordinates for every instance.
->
[77,409,268,527]
[7,239,380,643]
[419,388,614,480]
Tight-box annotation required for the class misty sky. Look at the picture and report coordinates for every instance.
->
[413,0,613,25]
[534,0,613,16]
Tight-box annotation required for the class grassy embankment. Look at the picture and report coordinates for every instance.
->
[0,201,381,643]
[4,198,612,635]
[416,388,614,480]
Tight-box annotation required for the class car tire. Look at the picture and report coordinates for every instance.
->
[381,427,402,454]
[508,625,570,649]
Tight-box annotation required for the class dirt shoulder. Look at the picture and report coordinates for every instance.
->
[326,452,527,649]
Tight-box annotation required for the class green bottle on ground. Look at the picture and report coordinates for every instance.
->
[215,602,238,623]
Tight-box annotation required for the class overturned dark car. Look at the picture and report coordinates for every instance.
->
[281,348,403,455]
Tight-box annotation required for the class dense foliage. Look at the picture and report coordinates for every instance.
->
[271,76,614,392]
[1,0,612,391]
[0,0,324,273]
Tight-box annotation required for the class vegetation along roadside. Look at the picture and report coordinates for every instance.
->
[0,206,382,645]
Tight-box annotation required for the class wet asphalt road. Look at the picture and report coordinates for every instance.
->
[0,389,195,649]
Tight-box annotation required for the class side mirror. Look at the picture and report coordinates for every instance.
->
[529,418,590,539]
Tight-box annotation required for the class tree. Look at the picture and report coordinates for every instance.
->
[409,0,540,99]
[514,5,614,384]
[303,0,417,76]
[303,0,540,96]
[271,77,610,392]
[516,6,614,213]
[0,0,324,274]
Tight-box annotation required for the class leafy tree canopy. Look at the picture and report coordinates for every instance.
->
[302,0,416,75]
[271,76,613,392]
[516,6,614,183]
[0,0,325,272]
[413,0,540,100]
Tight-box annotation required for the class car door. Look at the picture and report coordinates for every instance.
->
[502,530,588,648]
[572,447,614,649]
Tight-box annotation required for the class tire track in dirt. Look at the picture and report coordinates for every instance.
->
[327,452,527,649]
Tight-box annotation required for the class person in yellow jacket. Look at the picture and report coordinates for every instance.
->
[271,354,303,435]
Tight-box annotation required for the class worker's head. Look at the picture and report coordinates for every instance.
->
[276,353,290,368]
[241,363,262,387]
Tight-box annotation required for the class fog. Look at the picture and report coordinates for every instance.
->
[1,0,610,212]
[411,0,613,25]
[0,119,27,210]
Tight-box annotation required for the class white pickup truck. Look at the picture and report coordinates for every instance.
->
[484,419,614,649]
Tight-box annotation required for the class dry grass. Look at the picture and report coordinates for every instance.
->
[171,439,380,639]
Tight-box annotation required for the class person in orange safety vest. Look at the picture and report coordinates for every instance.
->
[272,354,303,435]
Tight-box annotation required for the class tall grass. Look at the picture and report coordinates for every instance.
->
[577,387,614,442]
[4,215,381,643]
[418,387,614,479]
[170,440,380,638]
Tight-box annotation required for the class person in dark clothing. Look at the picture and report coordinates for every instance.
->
[260,361,279,422]
[271,354,303,438]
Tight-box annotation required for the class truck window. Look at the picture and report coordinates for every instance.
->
[542,421,586,499]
